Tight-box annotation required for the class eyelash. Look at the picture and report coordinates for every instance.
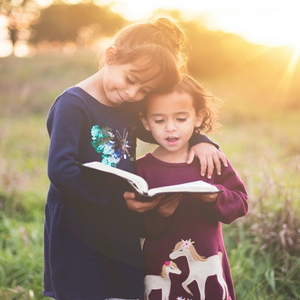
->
[126,77,150,94]
[154,118,187,123]
[177,118,187,122]
[126,77,134,84]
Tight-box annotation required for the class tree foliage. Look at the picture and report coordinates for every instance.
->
[0,0,40,47]
[29,3,127,45]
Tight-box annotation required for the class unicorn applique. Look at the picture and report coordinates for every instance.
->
[144,261,182,300]
[169,239,228,300]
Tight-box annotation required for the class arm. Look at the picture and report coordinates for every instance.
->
[201,158,248,224]
[47,92,126,207]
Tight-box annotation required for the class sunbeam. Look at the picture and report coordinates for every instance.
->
[275,46,300,108]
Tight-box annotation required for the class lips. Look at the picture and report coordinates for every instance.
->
[117,90,127,102]
[166,136,179,143]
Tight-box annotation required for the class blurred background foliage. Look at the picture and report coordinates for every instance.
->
[0,1,300,299]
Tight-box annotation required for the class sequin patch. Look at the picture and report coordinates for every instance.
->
[91,125,133,167]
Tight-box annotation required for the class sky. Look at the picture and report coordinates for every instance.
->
[1,0,300,57]
[93,0,300,47]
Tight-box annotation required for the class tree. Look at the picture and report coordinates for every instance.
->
[0,0,40,51]
[28,3,127,46]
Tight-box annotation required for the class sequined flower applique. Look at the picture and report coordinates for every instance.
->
[91,125,134,167]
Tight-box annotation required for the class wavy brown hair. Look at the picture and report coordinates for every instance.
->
[143,73,222,133]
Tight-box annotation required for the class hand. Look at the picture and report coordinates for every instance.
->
[156,193,182,218]
[123,191,162,213]
[187,143,228,178]
[190,192,218,203]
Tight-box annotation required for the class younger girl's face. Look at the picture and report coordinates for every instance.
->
[101,52,162,107]
[142,91,205,154]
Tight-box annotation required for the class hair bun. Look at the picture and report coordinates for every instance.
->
[150,16,186,52]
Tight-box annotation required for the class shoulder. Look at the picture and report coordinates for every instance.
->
[52,87,92,108]
[135,153,153,173]
[48,86,107,120]
[136,152,152,165]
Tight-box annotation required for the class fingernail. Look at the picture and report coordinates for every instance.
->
[218,172,221,175]
[208,175,212,179]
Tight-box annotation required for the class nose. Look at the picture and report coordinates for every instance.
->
[165,120,177,132]
[125,85,140,101]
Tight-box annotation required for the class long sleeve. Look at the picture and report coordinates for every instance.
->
[203,158,248,224]
[47,88,133,207]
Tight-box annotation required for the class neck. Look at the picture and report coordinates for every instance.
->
[76,70,105,104]
[151,145,189,163]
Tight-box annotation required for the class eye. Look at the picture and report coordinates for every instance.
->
[154,119,165,124]
[126,76,135,84]
[141,89,150,94]
[177,117,187,122]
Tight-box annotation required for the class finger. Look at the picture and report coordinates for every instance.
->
[218,152,228,167]
[135,198,160,213]
[198,156,208,177]
[212,153,222,175]
[124,191,137,199]
[206,156,214,179]
[187,148,196,164]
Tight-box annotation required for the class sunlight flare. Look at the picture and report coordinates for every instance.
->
[275,46,300,107]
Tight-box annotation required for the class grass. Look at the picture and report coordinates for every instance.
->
[0,49,300,299]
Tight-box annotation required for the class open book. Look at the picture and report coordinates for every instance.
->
[80,161,221,199]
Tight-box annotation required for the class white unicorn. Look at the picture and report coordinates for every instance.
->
[144,261,182,300]
[169,239,228,300]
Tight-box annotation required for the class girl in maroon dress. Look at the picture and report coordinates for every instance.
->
[125,74,248,300]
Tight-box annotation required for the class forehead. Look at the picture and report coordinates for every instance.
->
[146,91,194,113]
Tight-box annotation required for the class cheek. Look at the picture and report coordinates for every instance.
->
[148,124,162,136]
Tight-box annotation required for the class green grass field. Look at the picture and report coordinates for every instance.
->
[0,50,299,299]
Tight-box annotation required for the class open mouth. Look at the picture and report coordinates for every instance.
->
[166,136,179,143]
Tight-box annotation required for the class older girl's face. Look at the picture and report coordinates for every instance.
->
[101,48,162,107]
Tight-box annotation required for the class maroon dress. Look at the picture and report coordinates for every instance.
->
[136,153,248,300]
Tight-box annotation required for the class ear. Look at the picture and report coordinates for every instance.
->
[104,46,117,65]
[139,112,151,131]
[195,109,207,128]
